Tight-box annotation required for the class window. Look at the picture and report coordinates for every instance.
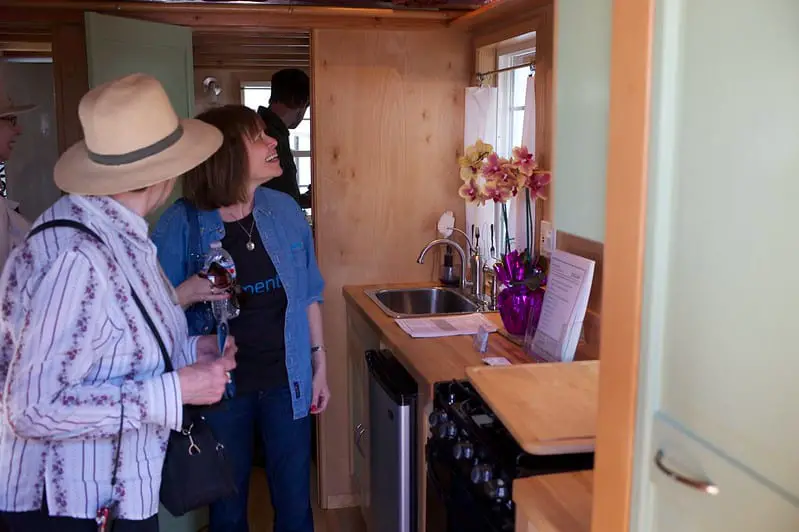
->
[241,84,312,200]
[493,47,535,252]
[497,51,534,157]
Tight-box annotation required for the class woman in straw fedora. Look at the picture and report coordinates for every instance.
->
[0,78,35,270]
[0,73,237,531]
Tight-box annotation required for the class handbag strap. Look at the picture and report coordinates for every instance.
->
[27,219,173,488]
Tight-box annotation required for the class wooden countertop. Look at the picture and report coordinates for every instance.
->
[466,362,598,455]
[513,471,594,532]
[343,283,532,387]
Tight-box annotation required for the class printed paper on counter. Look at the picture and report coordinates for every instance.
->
[395,313,498,339]
[528,250,594,363]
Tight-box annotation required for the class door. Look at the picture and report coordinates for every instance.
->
[84,12,194,227]
[84,14,199,530]
[626,0,799,530]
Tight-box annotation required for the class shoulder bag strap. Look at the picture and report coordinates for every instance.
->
[28,219,174,373]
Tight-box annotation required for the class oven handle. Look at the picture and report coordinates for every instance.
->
[425,442,454,505]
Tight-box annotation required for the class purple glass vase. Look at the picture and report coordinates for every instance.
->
[498,285,545,336]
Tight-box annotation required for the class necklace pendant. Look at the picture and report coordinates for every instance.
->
[246,241,256,252]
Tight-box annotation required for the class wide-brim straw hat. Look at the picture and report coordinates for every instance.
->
[0,102,35,118]
[55,73,222,195]
[0,80,35,117]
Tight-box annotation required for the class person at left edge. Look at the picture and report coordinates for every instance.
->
[0,73,237,531]
[0,75,35,270]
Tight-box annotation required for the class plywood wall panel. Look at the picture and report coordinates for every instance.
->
[312,28,470,506]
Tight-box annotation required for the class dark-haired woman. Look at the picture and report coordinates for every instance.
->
[152,104,329,532]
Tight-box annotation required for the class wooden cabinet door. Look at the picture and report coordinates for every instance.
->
[632,1,799,524]
[347,310,378,522]
[640,416,799,531]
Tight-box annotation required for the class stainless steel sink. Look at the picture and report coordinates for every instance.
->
[365,287,480,318]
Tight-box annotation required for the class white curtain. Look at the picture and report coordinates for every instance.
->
[463,87,497,254]
[522,74,535,149]
[508,73,536,252]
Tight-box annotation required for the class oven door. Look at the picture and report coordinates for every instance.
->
[426,440,513,532]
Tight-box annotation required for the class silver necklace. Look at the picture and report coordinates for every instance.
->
[236,212,257,251]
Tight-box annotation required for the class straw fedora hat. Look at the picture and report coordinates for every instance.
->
[0,81,35,117]
[55,73,222,195]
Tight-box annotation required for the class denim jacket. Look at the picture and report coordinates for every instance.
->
[152,187,324,419]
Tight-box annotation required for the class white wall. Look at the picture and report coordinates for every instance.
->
[3,61,61,221]
[552,0,613,242]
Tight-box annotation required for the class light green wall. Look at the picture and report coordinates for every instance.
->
[552,0,613,243]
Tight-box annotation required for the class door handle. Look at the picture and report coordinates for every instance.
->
[354,424,367,457]
[654,449,719,495]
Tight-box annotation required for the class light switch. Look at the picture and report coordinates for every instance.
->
[540,221,555,257]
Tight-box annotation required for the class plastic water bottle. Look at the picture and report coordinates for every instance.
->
[204,241,240,320]
[203,241,237,399]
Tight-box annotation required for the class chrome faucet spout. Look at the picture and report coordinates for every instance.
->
[417,238,468,290]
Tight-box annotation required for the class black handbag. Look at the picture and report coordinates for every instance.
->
[131,289,237,516]
[28,220,237,518]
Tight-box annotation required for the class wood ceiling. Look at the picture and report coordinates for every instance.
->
[193,30,310,70]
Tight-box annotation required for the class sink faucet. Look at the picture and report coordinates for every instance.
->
[417,238,468,291]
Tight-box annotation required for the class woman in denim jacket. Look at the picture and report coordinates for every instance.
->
[152,105,329,532]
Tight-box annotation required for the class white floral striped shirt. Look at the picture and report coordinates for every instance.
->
[0,195,196,520]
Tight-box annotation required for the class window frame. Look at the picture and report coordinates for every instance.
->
[493,44,536,253]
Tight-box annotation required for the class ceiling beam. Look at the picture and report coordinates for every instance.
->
[450,0,549,30]
[1,1,460,30]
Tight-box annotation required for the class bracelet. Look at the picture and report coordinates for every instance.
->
[311,345,326,354]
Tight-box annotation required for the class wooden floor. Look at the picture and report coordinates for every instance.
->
[248,468,366,532]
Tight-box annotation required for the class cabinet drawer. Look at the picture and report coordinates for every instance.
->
[647,413,799,531]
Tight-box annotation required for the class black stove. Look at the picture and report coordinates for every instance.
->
[426,380,594,532]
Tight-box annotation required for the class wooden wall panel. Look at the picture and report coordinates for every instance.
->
[557,230,603,362]
[312,27,470,508]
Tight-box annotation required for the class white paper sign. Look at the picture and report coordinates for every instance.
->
[528,250,595,362]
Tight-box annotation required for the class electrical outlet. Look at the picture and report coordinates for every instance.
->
[539,221,555,257]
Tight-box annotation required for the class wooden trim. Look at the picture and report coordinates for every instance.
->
[51,22,88,155]
[3,1,456,30]
[473,17,537,50]
[451,0,549,31]
[591,0,655,530]
[534,5,553,223]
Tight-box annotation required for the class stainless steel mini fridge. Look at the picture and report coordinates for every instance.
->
[365,349,418,532]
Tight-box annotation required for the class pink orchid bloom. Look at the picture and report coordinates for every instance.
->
[485,176,515,203]
[512,146,536,176]
[459,179,486,204]
[526,171,552,198]
[481,152,503,177]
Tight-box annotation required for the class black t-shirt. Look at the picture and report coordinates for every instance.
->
[222,214,288,393]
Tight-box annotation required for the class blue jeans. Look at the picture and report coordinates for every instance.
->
[204,386,313,532]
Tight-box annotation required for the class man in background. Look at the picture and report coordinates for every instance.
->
[257,69,311,208]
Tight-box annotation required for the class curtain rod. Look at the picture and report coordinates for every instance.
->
[476,61,535,81]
